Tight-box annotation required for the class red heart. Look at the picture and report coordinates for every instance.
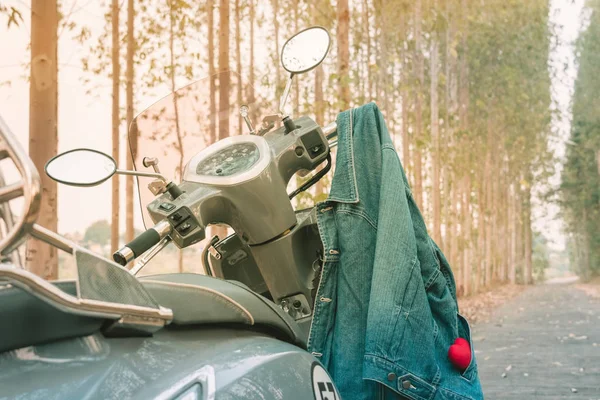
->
[448,337,471,371]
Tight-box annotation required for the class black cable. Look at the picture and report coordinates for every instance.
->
[288,154,332,200]
[201,235,220,276]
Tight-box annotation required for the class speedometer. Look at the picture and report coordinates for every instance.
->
[183,135,271,186]
[195,142,260,177]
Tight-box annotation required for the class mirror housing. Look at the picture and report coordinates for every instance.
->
[280,26,331,74]
[278,26,331,122]
[45,149,117,187]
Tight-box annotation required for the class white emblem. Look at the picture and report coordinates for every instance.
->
[312,363,340,400]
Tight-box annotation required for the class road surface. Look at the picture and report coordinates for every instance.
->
[474,281,600,399]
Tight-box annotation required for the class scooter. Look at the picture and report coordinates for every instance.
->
[0,27,342,399]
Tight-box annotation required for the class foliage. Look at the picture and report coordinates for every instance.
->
[561,0,600,277]
[83,220,111,245]
[532,233,550,282]
[70,0,557,290]
[0,3,22,29]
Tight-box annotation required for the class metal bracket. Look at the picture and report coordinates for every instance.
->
[148,179,168,196]
[279,294,311,320]
[208,245,222,260]
[257,113,280,136]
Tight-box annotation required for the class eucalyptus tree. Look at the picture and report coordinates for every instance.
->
[28,0,59,279]
[562,0,600,278]
[110,0,120,253]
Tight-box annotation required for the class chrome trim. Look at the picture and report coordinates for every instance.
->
[0,173,22,267]
[154,365,216,400]
[183,135,272,186]
[30,223,74,254]
[103,312,172,334]
[152,219,172,237]
[141,279,255,325]
[0,115,41,256]
[322,121,337,138]
[0,266,173,322]
[114,246,135,264]
[0,181,24,203]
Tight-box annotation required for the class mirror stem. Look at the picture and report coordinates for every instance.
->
[115,169,167,182]
[279,72,295,116]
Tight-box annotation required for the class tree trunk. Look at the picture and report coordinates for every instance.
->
[524,184,533,284]
[509,184,517,284]
[110,0,120,254]
[168,1,184,273]
[337,0,350,111]
[248,0,255,118]
[271,0,280,96]
[125,0,135,245]
[218,0,229,141]
[213,0,230,240]
[235,0,242,134]
[413,0,424,210]
[462,174,472,296]
[580,209,591,280]
[292,0,299,112]
[363,0,371,99]
[430,33,441,244]
[450,183,460,293]
[515,193,523,282]
[475,183,484,293]
[401,50,410,169]
[484,121,492,287]
[208,0,217,144]
[374,0,390,119]
[313,2,326,196]
[502,174,510,281]
[485,185,492,285]
[27,0,58,279]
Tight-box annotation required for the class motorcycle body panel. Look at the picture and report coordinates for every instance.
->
[0,327,324,400]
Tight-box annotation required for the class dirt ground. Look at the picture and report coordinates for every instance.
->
[575,276,600,299]
[458,284,527,324]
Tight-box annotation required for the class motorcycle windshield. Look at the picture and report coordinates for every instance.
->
[128,71,260,229]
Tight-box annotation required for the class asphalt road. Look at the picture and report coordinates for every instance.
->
[474,281,600,399]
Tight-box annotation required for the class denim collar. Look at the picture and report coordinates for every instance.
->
[326,108,359,204]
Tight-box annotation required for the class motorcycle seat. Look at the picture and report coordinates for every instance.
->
[0,273,306,354]
[139,273,307,348]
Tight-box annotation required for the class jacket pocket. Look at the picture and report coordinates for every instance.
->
[457,313,477,381]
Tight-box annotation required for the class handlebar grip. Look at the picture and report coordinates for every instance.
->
[113,220,171,266]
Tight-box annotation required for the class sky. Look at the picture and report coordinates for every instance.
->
[537,0,586,251]
[0,0,587,251]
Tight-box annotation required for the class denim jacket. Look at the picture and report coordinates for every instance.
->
[308,103,483,400]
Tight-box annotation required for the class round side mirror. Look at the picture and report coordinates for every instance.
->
[281,26,331,74]
[45,149,117,187]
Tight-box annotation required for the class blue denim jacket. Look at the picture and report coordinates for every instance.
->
[308,103,483,400]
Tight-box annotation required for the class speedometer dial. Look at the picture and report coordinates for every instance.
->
[195,142,260,177]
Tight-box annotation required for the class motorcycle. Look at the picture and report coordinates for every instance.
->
[0,26,343,399]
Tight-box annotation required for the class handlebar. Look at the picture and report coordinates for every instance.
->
[113,219,172,266]
[322,121,337,139]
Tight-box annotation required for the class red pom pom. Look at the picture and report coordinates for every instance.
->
[448,337,471,371]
